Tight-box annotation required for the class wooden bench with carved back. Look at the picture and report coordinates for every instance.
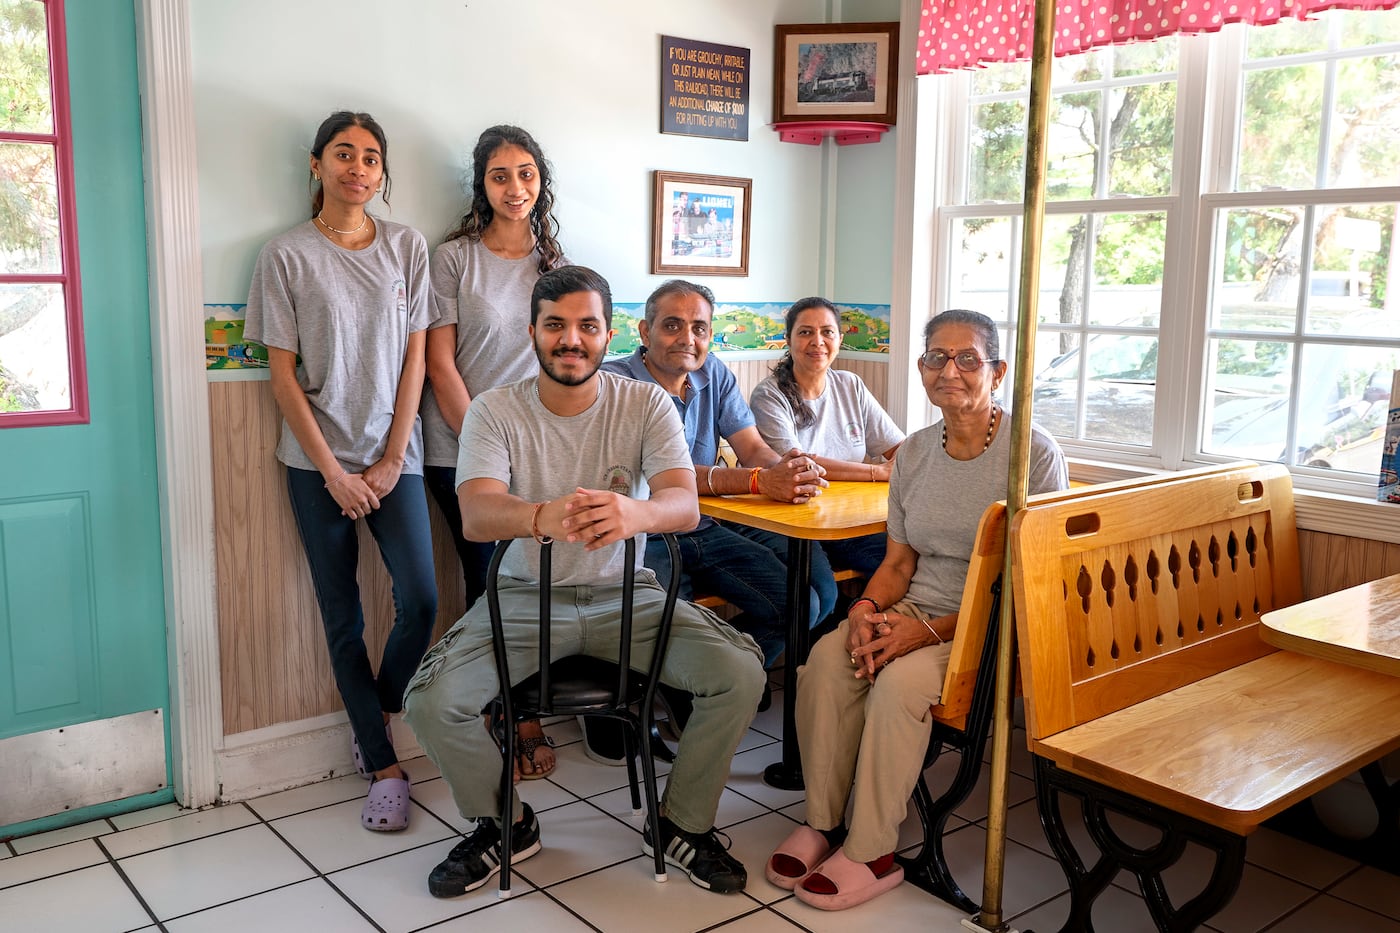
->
[1010,462,1400,931]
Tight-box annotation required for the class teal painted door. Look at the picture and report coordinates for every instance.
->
[0,1,171,832]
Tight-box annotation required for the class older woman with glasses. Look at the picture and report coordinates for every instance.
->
[765,309,1067,910]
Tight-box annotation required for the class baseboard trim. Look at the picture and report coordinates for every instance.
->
[216,714,425,802]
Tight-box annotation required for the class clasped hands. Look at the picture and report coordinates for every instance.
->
[329,455,405,520]
[760,448,829,504]
[846,603,949,680]
[536,487,641,551]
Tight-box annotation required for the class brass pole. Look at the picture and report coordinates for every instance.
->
[971,0,1055,927]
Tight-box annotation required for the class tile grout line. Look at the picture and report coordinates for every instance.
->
[92,834,168,933]
[249,798,392,933]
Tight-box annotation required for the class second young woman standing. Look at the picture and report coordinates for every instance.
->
[420,125,568,780]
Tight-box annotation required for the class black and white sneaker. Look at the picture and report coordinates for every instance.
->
[642,816,747,893]
[427,803,541,898]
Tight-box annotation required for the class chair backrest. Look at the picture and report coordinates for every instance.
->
[930,461,1256,730]
[1011,462,1301,741]
[485,534,683,715]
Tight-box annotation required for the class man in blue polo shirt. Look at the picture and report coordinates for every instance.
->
[602,280,835,674]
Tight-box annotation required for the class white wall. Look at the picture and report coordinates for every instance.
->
[191,0,840,305]
[832,0,901,306]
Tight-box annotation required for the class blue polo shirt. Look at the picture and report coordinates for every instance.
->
[602,348,756,531]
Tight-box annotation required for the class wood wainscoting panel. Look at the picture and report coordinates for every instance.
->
[1299,526,1400,600]
[211,380,466,736]
[720,356,889,411]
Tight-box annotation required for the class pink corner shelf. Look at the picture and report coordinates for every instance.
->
[772,121,891,146]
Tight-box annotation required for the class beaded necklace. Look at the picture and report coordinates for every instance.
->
[942,405,999,455]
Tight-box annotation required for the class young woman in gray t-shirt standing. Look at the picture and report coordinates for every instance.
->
[245,111,436,834]
[421,125,569,781]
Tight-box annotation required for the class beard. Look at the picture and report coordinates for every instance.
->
[535,343,602,387]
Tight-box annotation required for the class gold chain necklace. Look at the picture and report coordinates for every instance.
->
[317,212,368,236]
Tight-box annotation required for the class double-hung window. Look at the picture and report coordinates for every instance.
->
[932,9,1400,497]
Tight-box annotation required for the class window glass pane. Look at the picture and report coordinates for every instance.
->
[1053,49,1103,85]
[1238,63,1323,191]
[969,99,1026,203]
[0,140,60,273]
[1213,206,1305,333]
[1111,37,1177,78]
[970,61,1027,95]
[1295,343,1397,474]
[950,216,1015,319]
[1047,89,1098,200]
[1330,55,1400,188]
[1106,81,1175,197]
[1204,338,1294,461]
[1342,9,1400,46]
[1304,203,1394,336]
[0,0,52,134]
[1038,214,1087,325]
[1030,331,1082,437]
[1091,211,1166,327]
[0,281,67,412]
[1244,16,1328,58]
[1033,333,1155,445]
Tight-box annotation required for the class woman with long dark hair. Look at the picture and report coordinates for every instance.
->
[421,125,568,779]
[245,111,436,832]
[750,297,903,581]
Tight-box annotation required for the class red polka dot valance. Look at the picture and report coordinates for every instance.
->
[916,0,1399,73]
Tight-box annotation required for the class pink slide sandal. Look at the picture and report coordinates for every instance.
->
[794,847,904,910]
[765,824,835,890]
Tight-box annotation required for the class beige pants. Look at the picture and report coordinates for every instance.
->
[795,601,953,861]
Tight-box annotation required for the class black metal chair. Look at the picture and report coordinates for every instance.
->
[488,533,683,898]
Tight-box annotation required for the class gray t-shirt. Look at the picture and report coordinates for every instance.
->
[422,237,561,467]
[889,414,1067,617]
[749,368,905,462]
[457,371,694,586]
[244,218,432,473]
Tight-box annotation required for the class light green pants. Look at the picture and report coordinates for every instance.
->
[796,611,952,861]
[403,574,765,834]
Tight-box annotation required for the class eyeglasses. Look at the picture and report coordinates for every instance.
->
[919,349,994,372]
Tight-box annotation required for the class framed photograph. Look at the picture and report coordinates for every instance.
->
[773,22,899,125]
[651,171,751,277]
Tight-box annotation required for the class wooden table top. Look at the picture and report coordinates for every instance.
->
[1260,573,1400,677]
[697,480,888,541]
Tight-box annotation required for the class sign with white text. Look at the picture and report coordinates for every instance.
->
[661,35,749,141]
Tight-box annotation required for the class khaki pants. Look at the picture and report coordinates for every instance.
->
[795,604,952,861]
[403,574,765,834]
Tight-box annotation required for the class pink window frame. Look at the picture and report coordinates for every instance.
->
[0,0,88,428]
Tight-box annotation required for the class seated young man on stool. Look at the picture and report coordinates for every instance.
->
[403,265,766,897]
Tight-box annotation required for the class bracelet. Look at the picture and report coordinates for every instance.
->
[748,466,761,495]
[920,617,944,644]
[868,462,875,481]
[849,596,881,616]
[324,471,347,489]
[531,502,553,545]
[699,466,713,496]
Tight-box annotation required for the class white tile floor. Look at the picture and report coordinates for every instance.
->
[5,682,1400,932]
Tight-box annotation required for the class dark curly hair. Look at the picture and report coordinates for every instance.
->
[771,297,841,430]
[444,125,564,275]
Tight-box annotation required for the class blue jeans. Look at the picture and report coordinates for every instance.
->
[424,464,496,612]
[820,532,887,579]
[644,522,828,668]
[286,468,438,773]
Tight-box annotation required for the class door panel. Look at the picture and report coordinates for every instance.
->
[0,0,171,833]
